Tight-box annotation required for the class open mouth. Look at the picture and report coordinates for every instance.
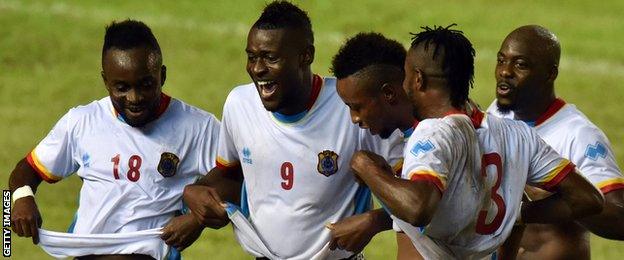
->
[496,82,513,96]
[257,80,278,99]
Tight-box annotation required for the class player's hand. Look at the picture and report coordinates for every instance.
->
[350,151,392,177]
[11,196,42,244]
[161,214,204,252]
[327,212,378,253]
[183,184,229,229]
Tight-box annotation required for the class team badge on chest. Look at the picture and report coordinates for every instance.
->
[158,152,180,177]
[317,150,339,177]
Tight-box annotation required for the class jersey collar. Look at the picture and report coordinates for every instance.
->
[402,120,420,139]
[443,105,485,129]
[530,98,566,127]
[271,74,322,124]
[112,93,172,125]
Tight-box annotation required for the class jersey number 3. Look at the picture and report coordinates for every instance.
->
[476,153,506,235]
[111,154,142,182]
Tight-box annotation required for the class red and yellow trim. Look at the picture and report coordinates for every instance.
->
[26,150,62,183]
[539,159,575,191]
[408,170,447,193]
[534,98,566,127]
[215,156,240,170]
[596,178,624,194]
[392,159,404,177]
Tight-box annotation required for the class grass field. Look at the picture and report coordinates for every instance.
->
[1,0,624,259]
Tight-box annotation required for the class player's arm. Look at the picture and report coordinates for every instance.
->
[577,189,624,240]
[183,164,243,229]
[9,158,45,244]
[522,169,604,224]
[350,151,441,227]
[327,208,392,252]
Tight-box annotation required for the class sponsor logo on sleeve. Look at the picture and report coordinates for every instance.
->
[585,142,607,161]
[410,140,435,157]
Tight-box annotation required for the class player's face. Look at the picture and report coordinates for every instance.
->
[402,53,423,119]
[102,47,165,127]
[495,36,551,114]
[337,75,396,139]
[246,27,309,113]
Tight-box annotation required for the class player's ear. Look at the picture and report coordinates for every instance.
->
[160,65,167,87]
[381,83,397,104]
[414,68,425,91]
[548,65,558,82]
[301,44,314,66]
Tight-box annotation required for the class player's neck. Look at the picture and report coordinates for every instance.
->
[514,93,556,122]
[276,72,314,116]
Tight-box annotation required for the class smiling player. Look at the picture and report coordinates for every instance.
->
[8,20,220,259]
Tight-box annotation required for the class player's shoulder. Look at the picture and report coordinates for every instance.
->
[543,104,606,142]
[168,98,219,125]
[60,96,111,123]
[415,114,474,140]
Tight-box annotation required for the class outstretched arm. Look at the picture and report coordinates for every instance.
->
[183,164,243,229]
[577,189,624,240]
[522,169,603,224]
[9,158,45,244]
[350,151,441,227]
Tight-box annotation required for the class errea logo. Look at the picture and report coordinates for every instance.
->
[242,147,252,164]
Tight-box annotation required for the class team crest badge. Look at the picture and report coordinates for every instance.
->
[158,152,180,177]
[317,150,339,177]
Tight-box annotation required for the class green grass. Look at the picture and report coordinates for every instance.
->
[1,0,623,259]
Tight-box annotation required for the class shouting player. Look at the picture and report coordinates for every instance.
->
[331,28,604,259]
[8,20,219,259]
[182,1,402,259]
[487,25,624,259]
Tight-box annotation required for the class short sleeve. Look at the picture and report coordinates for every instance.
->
[401,121,455,193]
[526,129,575,191]
[358,129,404,176]
[27,111,79,183]
[215,97,240,169]
[196,115,221,175]
[570,126,624,194]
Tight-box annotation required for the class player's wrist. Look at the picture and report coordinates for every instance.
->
[12,185,34,203]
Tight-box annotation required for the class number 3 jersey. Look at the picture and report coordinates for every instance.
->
[26,94,220,234]
[216,76,403,259]
[396,112,575,259]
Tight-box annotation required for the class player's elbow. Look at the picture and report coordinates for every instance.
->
[573,188,604,218]
[397,197,435,227]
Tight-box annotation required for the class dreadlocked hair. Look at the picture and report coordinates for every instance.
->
[410,24,475,108]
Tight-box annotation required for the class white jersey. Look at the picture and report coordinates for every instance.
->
[27,94,220,235]
[396,112,574,259]
[38,228,169,259]
[216,75,403,259]
[487,99,624,194]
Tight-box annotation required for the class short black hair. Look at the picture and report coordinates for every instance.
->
[410,24,475,108]
[331,32,406,82]
[253,1,314,45]
[102,19,161,58]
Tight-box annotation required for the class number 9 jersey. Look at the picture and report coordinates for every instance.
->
[395,112,575,259]
[26,94,220,234]
[216,76,403,259]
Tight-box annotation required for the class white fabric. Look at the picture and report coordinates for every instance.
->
[12,185,34,203]
[37,228,168,259]
[487,100,624,193]
[217,77,403,259]
[30,96,219,234]
[397,114,572,259]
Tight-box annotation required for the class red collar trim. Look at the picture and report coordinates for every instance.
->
[113,93,171,122]
[443,107,484,129]
[156,93,172,118]
[304,74,323,111]
[534,98,566,126]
